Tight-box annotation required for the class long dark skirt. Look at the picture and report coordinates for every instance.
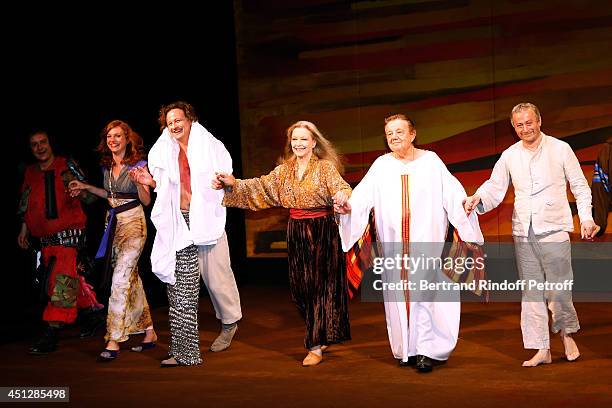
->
[287,214,351,349]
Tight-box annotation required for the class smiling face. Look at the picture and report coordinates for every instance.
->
[512,108,542,148]
[106,126,128,156]
[166,108,192,143]
[29,132,54,164]
[385,119,415,154]
[291,127,316,160]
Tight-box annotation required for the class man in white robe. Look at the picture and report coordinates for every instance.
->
[335,114,483,373]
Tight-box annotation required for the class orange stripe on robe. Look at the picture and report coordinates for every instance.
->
[401,175,411,318]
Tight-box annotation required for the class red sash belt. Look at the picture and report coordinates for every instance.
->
[289,207,333,219]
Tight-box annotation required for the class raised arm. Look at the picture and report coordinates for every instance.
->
[440,159,484,243]
[68,180,108,199]
[338,161,377,252]
[321,160,351,208]
[128,165,152,206]
[471,153,511,215]
[221,166,283,211]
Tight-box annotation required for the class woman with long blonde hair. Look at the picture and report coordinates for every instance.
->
[214,120,351,366]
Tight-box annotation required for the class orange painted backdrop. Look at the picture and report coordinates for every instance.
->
[233,0,612,257]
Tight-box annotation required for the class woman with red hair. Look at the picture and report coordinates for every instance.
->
[69,120,157,361]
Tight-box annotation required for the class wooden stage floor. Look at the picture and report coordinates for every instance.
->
[3,284,612,407]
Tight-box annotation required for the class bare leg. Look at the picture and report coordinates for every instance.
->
[522,349,552,367]
[561,332,580,361]
[143,327,157,343]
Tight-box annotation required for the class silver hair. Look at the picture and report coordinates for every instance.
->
[510,102,541,126]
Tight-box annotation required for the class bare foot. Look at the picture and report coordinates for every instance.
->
[561,333,580,361]
[143,328,157,343]
[522,349,552,367]
[106,340,120,351]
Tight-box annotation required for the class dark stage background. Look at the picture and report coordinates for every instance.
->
[4,2,281,339]
[5,1,612,340]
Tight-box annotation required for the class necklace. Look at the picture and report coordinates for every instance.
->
[109,166,117,206]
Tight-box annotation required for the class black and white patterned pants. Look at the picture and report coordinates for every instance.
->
[167,212,202,365]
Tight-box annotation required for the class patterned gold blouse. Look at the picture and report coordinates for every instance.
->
[223,155,351,210]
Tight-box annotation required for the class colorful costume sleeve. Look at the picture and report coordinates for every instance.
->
[223,166,283,210]
[592,141,612,236]
[321,160,351,198]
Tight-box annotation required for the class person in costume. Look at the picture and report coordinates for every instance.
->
[214,120,351,367]
[18,130,104,354]
[464,103,598,366]
[130,101,242,367]
[335,114,484,373]
[591,137,611,237]
[69,120,157,361]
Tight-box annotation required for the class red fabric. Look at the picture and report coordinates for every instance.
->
[77,276,104,310]
[442,229,489,302]
[345,210,378,299]
[41,245,79,324]
[178,147,192,204]
[289,207,332,219]
[22,157,86,237]
[41,246,102,323]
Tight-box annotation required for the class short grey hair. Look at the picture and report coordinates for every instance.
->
[510,103,541,126]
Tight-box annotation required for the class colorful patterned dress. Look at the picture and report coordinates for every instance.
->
[102,164,153,342]
[223,155,351,349]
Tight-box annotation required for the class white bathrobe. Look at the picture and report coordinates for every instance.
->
[148,122,232,284]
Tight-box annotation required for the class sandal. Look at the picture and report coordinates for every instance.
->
[131,341,156,352]
[99,349,119,361]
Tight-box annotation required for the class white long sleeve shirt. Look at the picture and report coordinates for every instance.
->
[476,133,593,237]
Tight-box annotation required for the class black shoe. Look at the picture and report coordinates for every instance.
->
[416,355,433,373]
[80,310,105,338]
[398,356,417,367]
[29,326,58,355]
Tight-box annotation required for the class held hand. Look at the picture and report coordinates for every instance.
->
[68,180,86,197]
[333,200,351,215]
[581,220,600,241]
[214,172,236,190]
[332,190,350,207]
[129,167,154,187]
[463,194,481,215]
[211,178,223,190]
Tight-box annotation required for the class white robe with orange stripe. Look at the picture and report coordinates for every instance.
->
[339,151,483,362]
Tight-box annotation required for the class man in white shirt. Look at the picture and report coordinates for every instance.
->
[464,103,599,367]
[132,101,242,367]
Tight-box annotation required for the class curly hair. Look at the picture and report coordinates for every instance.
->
[97,120,145,168]
[278,120,345,174]
[158,101,198,131]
